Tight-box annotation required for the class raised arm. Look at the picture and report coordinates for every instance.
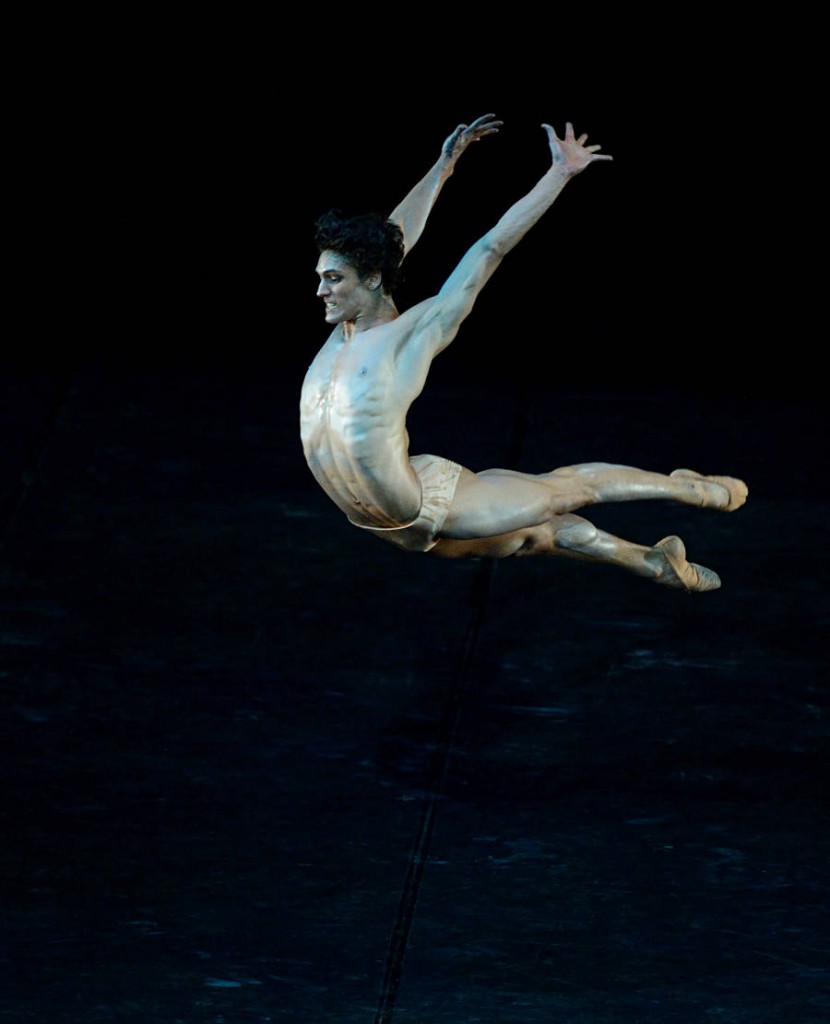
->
[403,122,612,363]
[389,113,502,258]
[481,121,613,258]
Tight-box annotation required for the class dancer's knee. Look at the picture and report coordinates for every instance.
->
[555,518,600,552]
[548,462,620,477]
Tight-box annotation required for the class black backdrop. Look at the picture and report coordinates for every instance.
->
[28,9,820,408]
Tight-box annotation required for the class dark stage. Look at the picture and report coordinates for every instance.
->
[4,17,828,1023]
[3,365,827,1022]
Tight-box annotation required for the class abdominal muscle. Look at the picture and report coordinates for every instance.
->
[300,376,422,528]
[308,440,422,528]
[299,316,433,528]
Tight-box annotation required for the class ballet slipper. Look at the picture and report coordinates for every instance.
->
[670,469,748,511]
[652,535,722,592]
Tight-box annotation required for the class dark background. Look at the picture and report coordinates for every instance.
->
[4,10,828,1023]
[28,10,819,397]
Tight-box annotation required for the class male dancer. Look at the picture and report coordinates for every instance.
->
[300,114,747,591]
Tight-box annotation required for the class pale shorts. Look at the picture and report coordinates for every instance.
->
[348,454,463,553]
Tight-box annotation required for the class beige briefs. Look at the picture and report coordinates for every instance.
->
[347,454,463,552]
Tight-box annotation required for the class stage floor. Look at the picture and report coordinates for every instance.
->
[2,364,828,1023]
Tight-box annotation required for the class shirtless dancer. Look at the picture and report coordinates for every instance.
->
[300,114,748,591]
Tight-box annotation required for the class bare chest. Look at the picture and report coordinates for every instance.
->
[302,338,398,416]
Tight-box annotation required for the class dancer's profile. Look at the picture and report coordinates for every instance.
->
[300,114,747,591]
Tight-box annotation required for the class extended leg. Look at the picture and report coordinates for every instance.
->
[432,514,722,592]
[443,464,747,541]
[552,516,722,592]
[539,463,748,512]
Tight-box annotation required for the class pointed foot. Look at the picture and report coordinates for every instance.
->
[670,469,748,511]
[651,535,722,592]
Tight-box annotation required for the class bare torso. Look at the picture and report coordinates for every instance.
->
[300,303,435,528]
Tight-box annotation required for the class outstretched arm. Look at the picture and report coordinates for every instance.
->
[389,113,502,258]
[404,122,612,363]
[482,121,613,258]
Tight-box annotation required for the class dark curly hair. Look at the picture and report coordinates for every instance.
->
[314,209,405,295]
